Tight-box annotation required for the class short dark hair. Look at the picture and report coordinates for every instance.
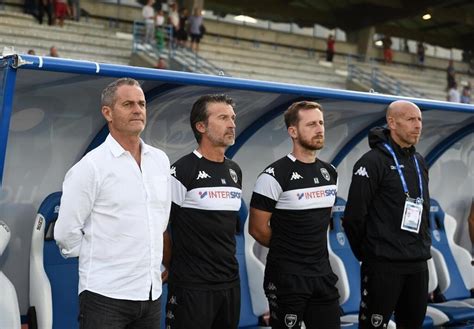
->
[190,94,235,143]
[284,101,323,128]
[101,78,141,108]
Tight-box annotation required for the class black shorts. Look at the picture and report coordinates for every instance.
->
[190,33,202,43]
[165,283,240,329]
[359,262,428,329]
[264,271,340,329]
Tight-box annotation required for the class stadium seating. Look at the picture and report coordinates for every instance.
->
[428,199,474,324]
[0,10,131,64]
[0,220,21,329]
[198,36,348,89]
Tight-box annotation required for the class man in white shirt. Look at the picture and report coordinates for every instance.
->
[142,0,155,45]
[55,78,171,329]
[447,82,460,103]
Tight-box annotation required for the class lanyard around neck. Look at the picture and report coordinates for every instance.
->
[383,143,423,201]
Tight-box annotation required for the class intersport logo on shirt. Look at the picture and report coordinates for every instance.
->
[296,188,337,200]
[199,190,242,199]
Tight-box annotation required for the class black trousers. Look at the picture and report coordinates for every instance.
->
[79,290,161,329]
[359,262,429,329]
[165,283,241,329]
[264,271,341,329]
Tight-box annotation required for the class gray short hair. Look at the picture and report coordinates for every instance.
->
[101,78,141,108]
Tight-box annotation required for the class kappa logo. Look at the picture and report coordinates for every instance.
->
[320,168,331,181]
[196,170,211,180]
[266,282,277,291]
[284,314,298,328]
[354,166,369,178]
[290,172,303,180]
[168,295,177,305]
[371,314,383,327]
[265,167,275,176]
[314,177,319,184]
[170,166,176,177]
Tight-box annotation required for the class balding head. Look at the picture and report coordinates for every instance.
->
[386,100,422,148]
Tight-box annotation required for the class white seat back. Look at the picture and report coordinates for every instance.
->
[244,217,269,316]
[29,213,53,329]
[0,220,21,329]
[444,213,474,290]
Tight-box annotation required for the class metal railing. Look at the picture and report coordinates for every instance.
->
[348,63,425,98]
[132,20,225,75]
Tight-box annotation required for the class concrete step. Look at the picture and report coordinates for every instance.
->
[0,10,113,38]
[0,35,131,62]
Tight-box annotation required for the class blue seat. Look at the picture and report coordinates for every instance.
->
[329,197,443,328]
[327,197,362,328]
[428,199,474,324]
[30,191,79,329]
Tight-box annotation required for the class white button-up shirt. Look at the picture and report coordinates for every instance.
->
[55,134,171,301]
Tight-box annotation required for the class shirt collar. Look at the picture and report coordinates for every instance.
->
[106,134,149,157]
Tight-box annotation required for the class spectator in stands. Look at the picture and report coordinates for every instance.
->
[460,82,471,104]
[344,100,430,329]
[417,41,426,66]
[382,35,393,64]
[155,9,165,51]
[142,0,156,46]
[447,59,456,89]
[188,7,203,53]
[155,56,167,69]
[168,2,179,48]
[68,0,80,21]
[403,39,410,53]
[24,0,36,16]
[27,49,36,55]
[37,0,53,25]
[54,0,70,27]
[326,34,335,62]
[49,46,59,57]
[55,78,171,329]
[176,8,189,48]
[447,82,460,102]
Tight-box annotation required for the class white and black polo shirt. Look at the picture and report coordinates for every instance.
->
[169,150,242,288]
[251,154,337,276]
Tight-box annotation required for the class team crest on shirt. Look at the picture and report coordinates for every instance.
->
[320,168,330,181]
[229,168,238,183]
[284,314,297,328]
[371,314,383,327]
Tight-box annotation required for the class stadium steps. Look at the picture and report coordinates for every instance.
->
[198,37,347,89]
[0,10,132,65]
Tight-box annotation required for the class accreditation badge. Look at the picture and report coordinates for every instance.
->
[400,198,423,233]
